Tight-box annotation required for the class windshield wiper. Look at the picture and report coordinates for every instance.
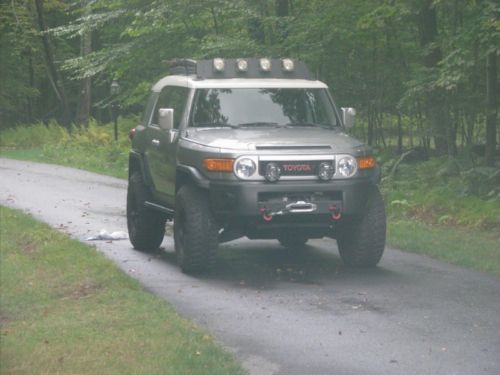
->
[238,122,280,128]
[285,122,331,129]
[194,122,237,129]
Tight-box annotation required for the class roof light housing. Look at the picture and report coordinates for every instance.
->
[282,58,294,72]
[236,59,248,73]
[259,58,272,72]
[213,58,225,72]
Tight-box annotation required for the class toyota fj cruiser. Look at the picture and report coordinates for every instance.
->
[127,58,386,273]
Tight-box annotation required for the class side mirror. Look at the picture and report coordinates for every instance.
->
[158,108,174,130]
[341,107,356,129]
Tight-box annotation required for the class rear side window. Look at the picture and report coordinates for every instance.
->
[151,86,190,129]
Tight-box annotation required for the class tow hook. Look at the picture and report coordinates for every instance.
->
[329,204,342,220]
[259,208,273,222]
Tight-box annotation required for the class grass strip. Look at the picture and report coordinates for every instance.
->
[0,206,244,375]
[388,219,500,276]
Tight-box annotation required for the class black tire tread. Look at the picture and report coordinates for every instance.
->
[174,185,217,273]
[337,187,386,267]
[127,172,166,251]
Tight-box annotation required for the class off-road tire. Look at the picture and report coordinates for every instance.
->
[127,172,166,251]
[278,235,308,249]
[336,187,386,267]
[174,185,217,273]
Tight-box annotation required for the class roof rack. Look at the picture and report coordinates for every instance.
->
[165,59,197,76]
[165,58,312,80]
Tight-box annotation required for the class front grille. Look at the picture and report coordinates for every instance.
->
[259,160,334,177]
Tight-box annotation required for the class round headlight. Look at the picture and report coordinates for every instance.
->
[318,162,334,181]
[265,162,281,182]
[337,156,357,178]
[235,158,256,179]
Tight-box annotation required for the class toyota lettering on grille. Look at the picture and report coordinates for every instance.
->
[282,164,313,172]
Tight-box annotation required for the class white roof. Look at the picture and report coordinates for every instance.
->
[151,75,328,92]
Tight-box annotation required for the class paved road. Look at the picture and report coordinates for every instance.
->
[1,158,499,375]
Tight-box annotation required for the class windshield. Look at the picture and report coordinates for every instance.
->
[190,88,339,128]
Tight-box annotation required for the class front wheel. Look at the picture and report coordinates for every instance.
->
[174,185,218,273]
[127,172,166,251]
[336,187,386,267]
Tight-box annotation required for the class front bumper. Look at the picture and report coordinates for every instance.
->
[209,177,375,220]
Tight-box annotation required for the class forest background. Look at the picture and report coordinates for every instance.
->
[1,0,498,162]
[0,0,499,273]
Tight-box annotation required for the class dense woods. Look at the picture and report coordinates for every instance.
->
[1,0,498,163]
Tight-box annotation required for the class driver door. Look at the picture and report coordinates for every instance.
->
[145,85,190,206]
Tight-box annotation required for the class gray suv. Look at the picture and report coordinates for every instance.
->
[127,58,385,273]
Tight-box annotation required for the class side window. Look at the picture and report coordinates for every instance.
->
[142,92,158,126]
[151,86,190,129]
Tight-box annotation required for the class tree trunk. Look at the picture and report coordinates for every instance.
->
[417,0,449,155]
[76,4,92,127]
[397,112,403,154]
[485,51,497,166]
[34,0,71,127]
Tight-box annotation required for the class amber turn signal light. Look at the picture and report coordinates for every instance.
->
[357,156,376,170]
[203,158,234,172]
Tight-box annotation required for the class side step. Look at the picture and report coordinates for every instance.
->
[144,201,174,219]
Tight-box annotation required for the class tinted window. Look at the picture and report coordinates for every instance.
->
[191,88,338,128]
[152,86,190,129]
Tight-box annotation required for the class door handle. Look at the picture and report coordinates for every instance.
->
[152,139,160,147]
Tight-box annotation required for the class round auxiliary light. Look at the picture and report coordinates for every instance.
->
[265,162,281,182]
[259,58,272,72]
[213,58,225,72]
[282,58,294,72]
[234,158,257,179]
[337,156,358,178]
[318,162,334,181]
[236,59,248,72]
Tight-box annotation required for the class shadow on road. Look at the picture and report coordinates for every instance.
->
[156,237,402,290]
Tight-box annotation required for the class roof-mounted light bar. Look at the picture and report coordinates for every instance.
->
[170,58,311,79]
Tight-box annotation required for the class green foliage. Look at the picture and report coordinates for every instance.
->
[0,121,70,148]
[381,153,500,231]
[0,118,135,179]
[1,0,498,160]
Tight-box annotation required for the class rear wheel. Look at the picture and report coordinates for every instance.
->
[127,172,166,251]
[174,185,217,273]
[336,187,386,267]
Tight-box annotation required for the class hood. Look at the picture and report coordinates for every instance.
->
[184,127,364,153]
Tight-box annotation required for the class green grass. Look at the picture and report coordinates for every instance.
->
[388,219,500,276]
[0,206,244,375]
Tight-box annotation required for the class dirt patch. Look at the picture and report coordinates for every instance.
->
[16,237,40,256]
[60,281,104,300]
